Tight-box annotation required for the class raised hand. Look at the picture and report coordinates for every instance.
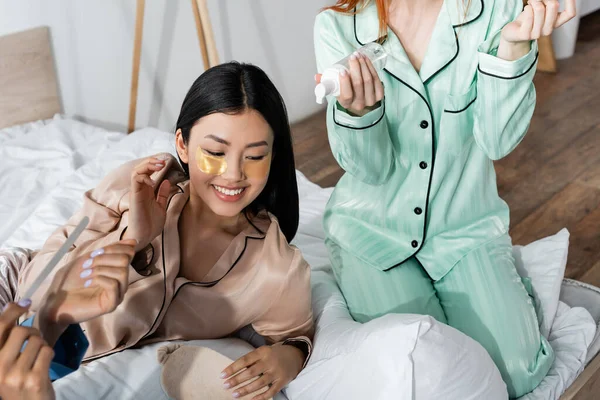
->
[123,155,172,251]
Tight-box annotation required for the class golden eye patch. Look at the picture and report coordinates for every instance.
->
[243,153,271,179]
[195,146,272,178]
[196,146,227,175]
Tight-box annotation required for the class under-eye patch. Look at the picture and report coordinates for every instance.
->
[196,146,228,176]
[195,146,271,178]
[243,153,271,179]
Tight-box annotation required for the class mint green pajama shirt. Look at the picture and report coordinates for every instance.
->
[314,0,553,396]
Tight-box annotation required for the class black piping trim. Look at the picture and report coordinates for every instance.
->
[85,184,186,361]
[444,95,477,113]
[453,0,485,28]
[423,31,459,85]
[172,235,266,298]
[347,1,481,269]
[333,100,386,130]
[477,51,539,80]
[130,242,155,277]
[142,183,185,340]
[381,69,436,271]
[354,8,365,46]
[352,1,485,85]
[353,8,388,46]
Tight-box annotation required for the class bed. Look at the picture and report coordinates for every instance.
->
[2,26,600,400]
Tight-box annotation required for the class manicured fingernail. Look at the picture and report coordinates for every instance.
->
[223,382,231,389]
[1,303,9,312]
[17,298,32,308]
[84,279,92,288]
[220,372,227,379]
[157,154,168,160]
[232,393,240,398]
[82,258,93,269]
[80,269,92,278]
[350,53,357,60]
[90,248,105,258]
[340,69,347,77]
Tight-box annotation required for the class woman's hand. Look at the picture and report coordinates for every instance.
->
[221,344,305,399]
[0,302,55,400]
[499,0,577,60]
[315,52,384,117]
[123,155,172,251]
[35,240,136,346]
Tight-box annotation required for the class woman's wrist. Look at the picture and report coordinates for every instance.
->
[33,312,67,348]
[497,35,531,61]
[279,343,306,376]
[122,228,145,252]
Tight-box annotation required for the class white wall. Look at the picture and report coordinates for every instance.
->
[0,0,330,133]
[580,0,600,16]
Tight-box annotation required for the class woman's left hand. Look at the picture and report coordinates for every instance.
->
[35,240,136,346]
[221,344,305,399]
[499,0,577,60]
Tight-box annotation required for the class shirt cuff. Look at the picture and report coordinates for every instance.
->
[478,33,538,78]
[21,316,89,381]
[282,336,312,369]
[333,101,385,130]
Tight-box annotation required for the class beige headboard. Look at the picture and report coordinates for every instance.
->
[0,26,61,129]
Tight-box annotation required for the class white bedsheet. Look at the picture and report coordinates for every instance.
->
[0,116,124,248]
[0,118,595,399]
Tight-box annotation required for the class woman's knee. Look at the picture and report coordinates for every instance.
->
[331,252,446,323]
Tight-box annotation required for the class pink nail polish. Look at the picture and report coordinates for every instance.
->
[223,383,231,389]
[80,269,92,279]
[232,392,240,398]
[84,279,92,288]
[220,372,227,379]
[82,258,93,269]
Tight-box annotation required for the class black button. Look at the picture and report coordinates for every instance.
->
[414,207,422,215]
[420,120,429,129]
[419,161,428,169]
[411,240,418,248]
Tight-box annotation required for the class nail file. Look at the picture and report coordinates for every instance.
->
[21,216,90,300]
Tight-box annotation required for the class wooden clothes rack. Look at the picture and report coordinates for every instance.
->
[127,0,219,133]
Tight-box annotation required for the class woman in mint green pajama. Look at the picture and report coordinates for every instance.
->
[314,0,576,397]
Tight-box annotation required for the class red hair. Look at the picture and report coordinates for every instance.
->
[324,0,472,39]
[324,0,389,41]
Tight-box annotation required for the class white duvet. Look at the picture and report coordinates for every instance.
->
[0,117,596,400]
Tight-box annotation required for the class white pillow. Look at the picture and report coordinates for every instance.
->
[513,229,570,338]
[286,270,508,400]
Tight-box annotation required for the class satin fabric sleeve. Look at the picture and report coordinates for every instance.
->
[16,155,178,309]
[314,10,395,185]
[473,0,539,160]
[252,248,314,367]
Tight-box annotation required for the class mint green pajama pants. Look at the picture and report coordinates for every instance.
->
[327,234,554,398]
